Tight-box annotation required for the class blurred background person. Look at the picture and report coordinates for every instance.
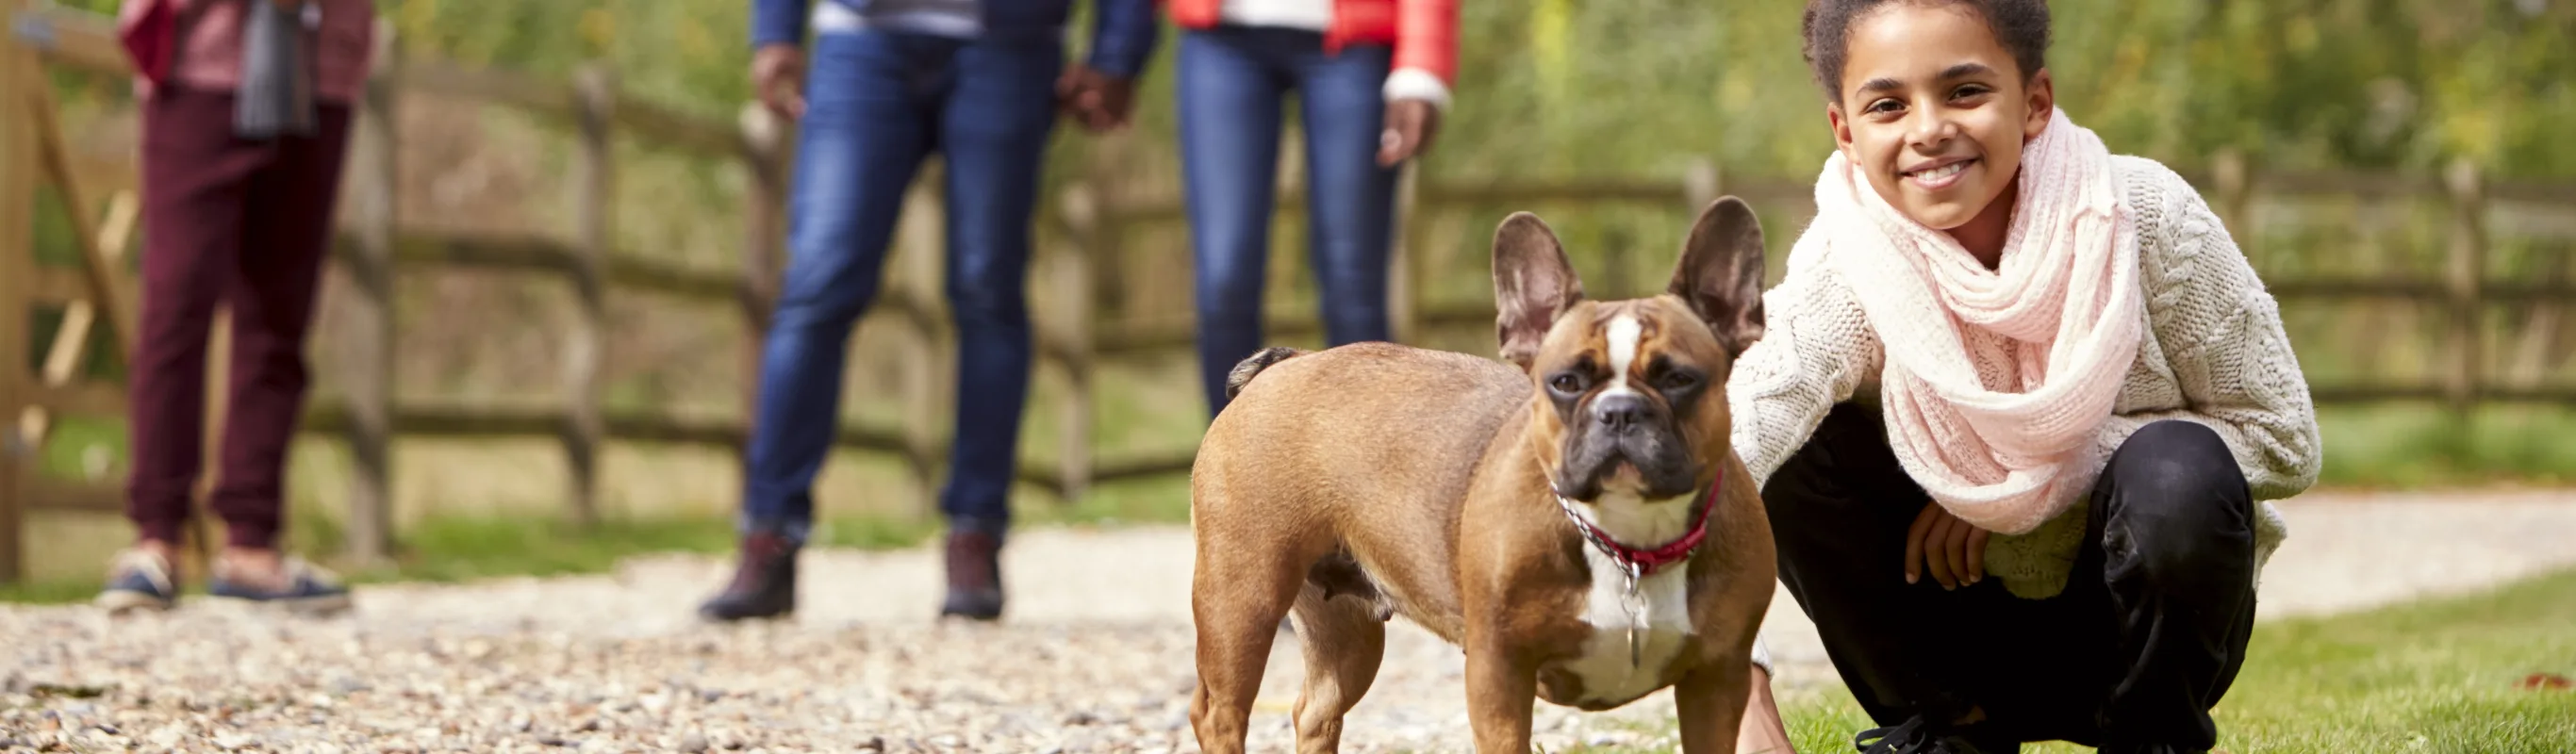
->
[97,0,378,615]
[1163,0,1454,418]
[696,0,1159,623]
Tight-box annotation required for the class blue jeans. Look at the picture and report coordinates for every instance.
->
[742,29,1062,540]
[1178,25,1397,416]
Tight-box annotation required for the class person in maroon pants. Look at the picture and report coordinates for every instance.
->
[97,0,377,614]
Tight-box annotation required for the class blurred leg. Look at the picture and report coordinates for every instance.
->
[739,30,938,538]
[212,103,352,550]
[1292,41,1395,349]
[1178,27,1289,417]
[127,87,264,548]
[934,33,1063,533]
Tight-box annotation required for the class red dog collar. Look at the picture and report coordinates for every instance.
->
[1557,469,1723,580]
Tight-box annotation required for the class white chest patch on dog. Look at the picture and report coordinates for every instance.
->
[1558,495,1696,707]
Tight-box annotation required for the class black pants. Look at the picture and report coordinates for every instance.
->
[1765,403,2258,750]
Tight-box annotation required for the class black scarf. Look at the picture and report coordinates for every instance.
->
[234,0,316,139]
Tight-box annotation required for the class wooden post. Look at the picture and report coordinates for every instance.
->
[2211,149,2252,254]
[736,103,788,496]
[2506,249,2566,389]
[18,190,138,451]
[1053,181,1100,504]
[564,64,616,528]
[1603,226,1634,298]
[0,4,38,582]
[190,309,231,577]
[1089,139,1130,324]
[1683,156,1727,276]
[38,191,138,389]
[1683,156,1722,212]
[1388,160,1422,345]
[898,164,949,517]
[1089,139,1130,351]
[339,20,400,566]
[2443,158,2485,419]
[27,86,136,362]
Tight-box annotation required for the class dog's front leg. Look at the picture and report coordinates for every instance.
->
[1463,629,1539,753]
[1673,654,1755,753]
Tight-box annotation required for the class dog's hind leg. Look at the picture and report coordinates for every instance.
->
[1289,582,1387,754]
[1188,532,1309,754]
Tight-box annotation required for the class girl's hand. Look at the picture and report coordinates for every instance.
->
[1905,500,1988,590]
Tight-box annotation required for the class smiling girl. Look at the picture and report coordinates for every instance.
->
[1727,1,2322,753]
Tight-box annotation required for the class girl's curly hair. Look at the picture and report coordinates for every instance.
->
[1801,0,2053,102]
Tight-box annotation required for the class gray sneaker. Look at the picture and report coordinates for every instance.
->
[94,549,179,614]
[207,556,353,615]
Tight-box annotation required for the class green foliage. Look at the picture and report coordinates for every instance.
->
[347,0,2576,178]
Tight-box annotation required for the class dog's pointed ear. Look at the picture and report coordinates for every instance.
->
[1667,196,1768,356]
[1493,212,1584,370]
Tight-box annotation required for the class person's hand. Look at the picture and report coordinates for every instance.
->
[1055,64,1135,132]
[1905,500,1989,590]
[752,43,807,120]
[1377,98,1442,167]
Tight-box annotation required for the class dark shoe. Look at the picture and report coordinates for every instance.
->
[95,549,179,614]
[939,530,1004,621]
[207,556,353,615]
[698,532,799,622]
[1854,715,2004,754]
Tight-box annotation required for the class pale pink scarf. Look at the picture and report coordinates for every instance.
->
[1816,107,2144,535]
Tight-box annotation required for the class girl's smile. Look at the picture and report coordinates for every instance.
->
[1901,156,1977,190]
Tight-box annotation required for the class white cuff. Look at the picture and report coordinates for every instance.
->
[1382,67,1452,111]
[1749,632,1775,675]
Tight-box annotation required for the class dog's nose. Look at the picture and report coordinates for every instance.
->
[1592,393,1648,433]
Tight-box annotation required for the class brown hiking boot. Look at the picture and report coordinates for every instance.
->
[698,531,799,622]
[939,530,1004,621]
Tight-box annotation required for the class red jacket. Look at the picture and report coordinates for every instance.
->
[1162,0,1459,87]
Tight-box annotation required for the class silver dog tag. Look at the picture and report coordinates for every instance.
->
[1623,564,1646,667]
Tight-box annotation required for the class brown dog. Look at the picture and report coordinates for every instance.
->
[1187,197,1777,753]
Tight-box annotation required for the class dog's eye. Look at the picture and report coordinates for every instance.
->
[1548,372,1587,395]
[1656,369,1702,392]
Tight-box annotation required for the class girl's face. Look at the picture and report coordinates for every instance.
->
[1828,3,2054,235]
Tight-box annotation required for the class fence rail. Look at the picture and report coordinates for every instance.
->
[4,2,2571,582]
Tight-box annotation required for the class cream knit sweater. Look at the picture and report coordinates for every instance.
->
[1729,155,2323,599]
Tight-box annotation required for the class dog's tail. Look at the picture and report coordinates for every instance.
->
[1224,346,1308,402]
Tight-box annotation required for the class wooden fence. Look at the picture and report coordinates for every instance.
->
[4,2,2572,582]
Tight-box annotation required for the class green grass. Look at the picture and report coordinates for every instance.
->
[0,578,105,605]
[1572,566,2576,753]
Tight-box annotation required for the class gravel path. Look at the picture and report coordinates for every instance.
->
[5,489,2572,753]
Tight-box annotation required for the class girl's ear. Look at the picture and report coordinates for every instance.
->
[2022,68,2056,142]
[1828,102,1857,157]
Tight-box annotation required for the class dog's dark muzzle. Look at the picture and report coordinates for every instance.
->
[1553,393,1702,501]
